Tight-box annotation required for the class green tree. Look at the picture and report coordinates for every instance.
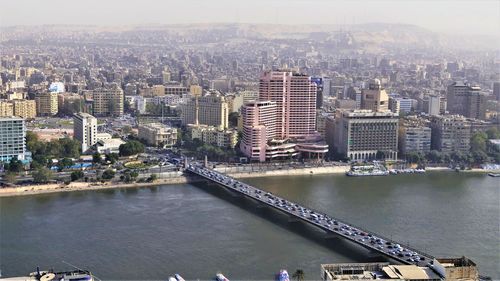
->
[6,157,23,173]
[470,132,488,153]
[292,269,305,281]
[105,153,119,164]
[70,170,85,181]
[147,173,158,182]
[58,137,81,158]
[32,167,53,183]
[101,169,116,180]
[58,157,74,172]
[93,152,102,164]
[486,127,500,139]
[119,140,145,156]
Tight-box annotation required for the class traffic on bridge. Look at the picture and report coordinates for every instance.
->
[186,164,437,269]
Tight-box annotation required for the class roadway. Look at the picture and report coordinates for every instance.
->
[186,164,436,268]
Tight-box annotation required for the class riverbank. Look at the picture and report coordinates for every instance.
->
[1,165,497,197]
[0,176,203,197]
[0,165,350,197]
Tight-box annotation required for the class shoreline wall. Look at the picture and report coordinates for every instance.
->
[1,165,496,198]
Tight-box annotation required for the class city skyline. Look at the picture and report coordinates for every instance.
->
[1,0,499,37]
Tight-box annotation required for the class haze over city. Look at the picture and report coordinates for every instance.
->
[0,0,499,280]
[1,0,499,36]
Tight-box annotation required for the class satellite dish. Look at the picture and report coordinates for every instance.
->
[40,273,56,281]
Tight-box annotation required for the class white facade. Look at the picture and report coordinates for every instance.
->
[73,112,98,153]
[0,117,26,162]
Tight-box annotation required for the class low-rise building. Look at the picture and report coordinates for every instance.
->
[430,115,471,153]
[35,92,58,116]
[96,138,125,154]
[138,123,177,147]
[400,118,432,155]
[12,99,37,119]
[188,124,238,148]
[321,262,441,281]
[0,100,14,117]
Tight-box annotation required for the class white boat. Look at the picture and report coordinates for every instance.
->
[215,273,230,281]
[174,274,186,281]
[276,269,290,281]
[0,268,94,281]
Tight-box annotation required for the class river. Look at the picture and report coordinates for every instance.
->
[0,172,498,280]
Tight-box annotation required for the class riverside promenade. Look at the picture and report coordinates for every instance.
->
[0,164,350,197]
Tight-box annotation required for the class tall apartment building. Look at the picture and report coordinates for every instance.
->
[91,89,124,117]
[259,70,317,139]
[447,81,486,120]
[430,115,471,153]
[0,100,14,117]
[494,81,500,101]
[240,101,278,162]
[181,94,229,129]
[361,79,389,112]
[73,112,98,152]
[399,121,432,155]
[424,95,441,116]
[35,92,58,116]
[138,123,177,147]
[329,110,399,161]
[0,117,27,162]
[12,100,36,119]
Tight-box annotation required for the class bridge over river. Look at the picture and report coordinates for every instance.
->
[185,164,437,268]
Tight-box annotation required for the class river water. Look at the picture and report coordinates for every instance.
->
[0,172,498,280]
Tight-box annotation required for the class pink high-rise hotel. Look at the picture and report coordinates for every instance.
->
[240,70,328,162]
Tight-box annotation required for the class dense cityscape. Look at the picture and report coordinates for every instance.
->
[0,1,499,280]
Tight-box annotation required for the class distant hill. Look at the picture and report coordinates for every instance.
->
[1,22,497,51]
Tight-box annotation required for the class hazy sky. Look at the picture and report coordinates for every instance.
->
[1,0,499,36]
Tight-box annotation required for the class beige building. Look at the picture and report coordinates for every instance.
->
[138,123,177,147]
[435,257,479,281]
[430,115,471,153]
[190,85,203,96]
[35,92,59,116]
[225,93,244,113]
[399,118,432,155]
[91,89,124,117]
[188,124,238,148]
[152,85,165,96]
[181,94,229,129]
[165,85,187,96]
[0,100,14,117]
[328,110,399,161]
[321,262,441,281]
[361,79,389,112]
[13,99,36,119]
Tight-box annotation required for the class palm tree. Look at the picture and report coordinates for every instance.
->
[292,269,304,281]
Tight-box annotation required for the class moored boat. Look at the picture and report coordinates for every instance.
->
[215,273,229,281]
[276,269,290,281]
[0,267,94,281]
